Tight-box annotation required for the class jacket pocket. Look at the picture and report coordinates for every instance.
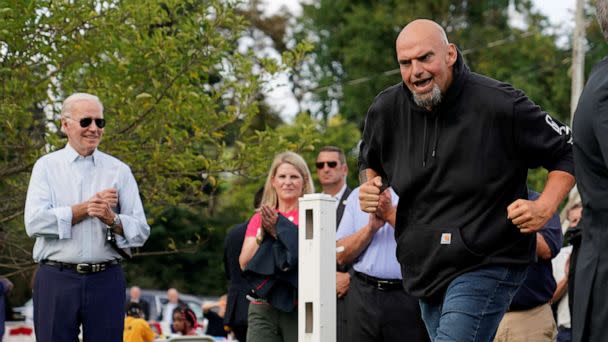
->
[396,224,484,297]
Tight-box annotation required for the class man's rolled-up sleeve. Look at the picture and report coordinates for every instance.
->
[24,160,73,239]
[114,167,150,248]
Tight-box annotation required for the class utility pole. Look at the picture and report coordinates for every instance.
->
[563,0,587,221]
[571,0,586,124]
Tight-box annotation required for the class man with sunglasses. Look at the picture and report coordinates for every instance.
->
[336,187,429,342]
[24,92,150,342]
[315,146,351,342]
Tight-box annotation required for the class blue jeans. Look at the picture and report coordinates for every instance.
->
[419,264,528,342]
[557,327,571,342]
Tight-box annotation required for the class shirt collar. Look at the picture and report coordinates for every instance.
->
[334,183,347,201]
[63,143,99,166]
[324,183,347,201]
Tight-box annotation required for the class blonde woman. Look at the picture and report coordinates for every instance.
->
[239,151,314,342]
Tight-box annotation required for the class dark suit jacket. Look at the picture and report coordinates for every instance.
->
[336,187,352,273]
[572,56,608,342]
[243,214,298,313]
[223,222,250,328]
[336,187,352,227]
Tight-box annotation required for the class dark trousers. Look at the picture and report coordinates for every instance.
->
[33,264,126,342]
[337,294,349,342]
[232,324,247,342]
[348,274,429,342]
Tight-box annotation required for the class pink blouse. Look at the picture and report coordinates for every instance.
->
[245,209,299,237]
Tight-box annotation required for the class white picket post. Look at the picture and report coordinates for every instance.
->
[298,193,336,342]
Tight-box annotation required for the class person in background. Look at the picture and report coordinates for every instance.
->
[124,302,155,342]
[551,203,583,342]
[315,146,352,342]
[0,277,13,340]
[494,191,563,341]
[127,286,150,321]
[172,306,199,336]
[336,187,429,342]
[564,203,583,313]
[202,294,228,337]
[223,187,264,342]
[24,92,150,342]
[161,288,186,327]
[239,151,314,342]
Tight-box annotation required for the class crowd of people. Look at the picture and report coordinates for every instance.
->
[123,287,230,341]
[2,1,606,342]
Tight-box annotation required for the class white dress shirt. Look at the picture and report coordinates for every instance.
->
[325,183,347,209]
[24,144,150,263]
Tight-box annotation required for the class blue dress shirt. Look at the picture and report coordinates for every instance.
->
[24,144,150,263]
[336,187,401,279]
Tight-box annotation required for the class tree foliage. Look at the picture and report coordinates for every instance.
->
[3,0,608,304]
[296,0,608,199]
[0,0,313,301]
[297,0,573,124]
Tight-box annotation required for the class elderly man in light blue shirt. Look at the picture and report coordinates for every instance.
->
[336,187,428,342]
[24,92,150,342]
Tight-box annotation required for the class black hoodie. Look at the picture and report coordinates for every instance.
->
[359,51,573,299]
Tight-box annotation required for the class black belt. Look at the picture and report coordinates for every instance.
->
[355,271,403,291]
[41,259,121,274]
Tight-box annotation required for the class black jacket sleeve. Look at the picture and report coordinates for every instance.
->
[512,89,574,175]
[359,97,388,180]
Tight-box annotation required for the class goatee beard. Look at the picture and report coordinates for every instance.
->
[413,84,442,108]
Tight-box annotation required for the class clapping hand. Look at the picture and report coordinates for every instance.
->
[260,204,278,238]
[88,188,118,225]
[95,188,118,208]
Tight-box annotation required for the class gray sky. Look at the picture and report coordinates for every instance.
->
[263,0,576,23]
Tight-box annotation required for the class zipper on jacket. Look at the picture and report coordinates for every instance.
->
[431,115,439,158]
[422,115,428,167]
[422,112,439,167]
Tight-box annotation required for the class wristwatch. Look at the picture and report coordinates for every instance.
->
[109,213,121,231]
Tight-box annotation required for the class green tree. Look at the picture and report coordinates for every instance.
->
[297,0,572,123]
[296,0,586,199]
[0,0,312,301]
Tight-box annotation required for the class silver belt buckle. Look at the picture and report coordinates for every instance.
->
[76,263,90,274]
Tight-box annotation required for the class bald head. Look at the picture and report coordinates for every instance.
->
[130,286,141,300]
[395,19,457,109]
[167,288,179,303]
[397,19,449,47]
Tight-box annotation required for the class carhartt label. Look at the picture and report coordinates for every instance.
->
[440,233,452,245]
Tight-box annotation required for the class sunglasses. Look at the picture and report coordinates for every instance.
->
[315,161,338,169]
[65,116,106,128]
